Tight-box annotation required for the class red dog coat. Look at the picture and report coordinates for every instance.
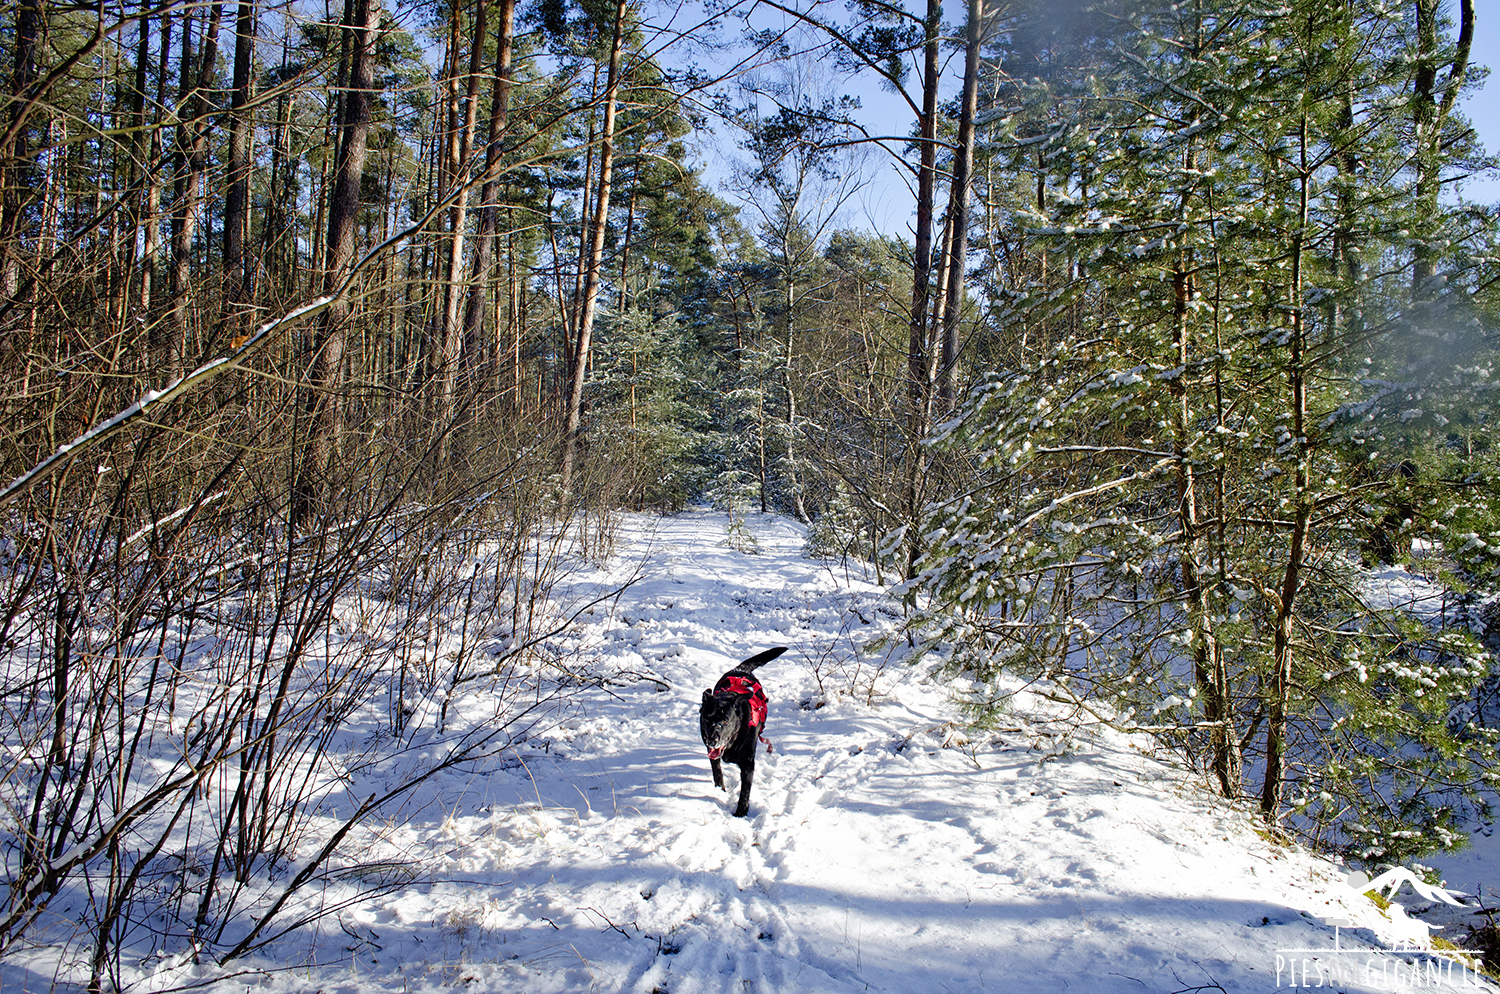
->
[712,673,772,752]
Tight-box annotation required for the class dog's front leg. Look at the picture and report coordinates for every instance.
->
[710,756,725,790]
[733,761,753,817]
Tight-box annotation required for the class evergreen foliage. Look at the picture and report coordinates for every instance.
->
[900,0,1500,860]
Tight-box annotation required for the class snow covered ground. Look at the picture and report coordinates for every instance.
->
[6,508,1494,993]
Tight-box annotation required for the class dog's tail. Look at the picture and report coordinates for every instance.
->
[734,646,788,672]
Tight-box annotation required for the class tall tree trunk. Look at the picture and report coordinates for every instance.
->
[1174,219,1238,800]
[462,0,517,404]
[157,8,195,373]
[781,260,806,521]
[221,0,257,341]
[435,0,487,467]
[505,222,522,411]
[571,62,601,332]
[937,0,983,406]
[560,0,627,492]
[289,0,381,530]
[1261,117,1312,827]
[0,0,44,384]
[0,0,43,309]
[163,3,224,374]
[1172,8,1239,801]
[1410,0,1472,299]
[140,12,173,348]
[902,0,941,578]
[928,210,950,370]
[263,42,292,306]
[616,158,640,313]
[122,5,153,336]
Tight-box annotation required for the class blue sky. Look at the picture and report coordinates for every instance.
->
[1459,11,1500,203]
[706,9,1500,240]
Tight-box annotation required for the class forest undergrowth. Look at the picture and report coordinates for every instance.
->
[0,408,645,991]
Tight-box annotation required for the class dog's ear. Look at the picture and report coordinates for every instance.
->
[702,690,713,703]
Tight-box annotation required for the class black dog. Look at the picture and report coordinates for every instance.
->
[700,647,787,817]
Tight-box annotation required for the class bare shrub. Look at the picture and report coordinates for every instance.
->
[0,396,620,990]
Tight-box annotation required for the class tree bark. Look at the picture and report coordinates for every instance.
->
[560,0,627,492]
[462,0,517,401]
[221,0,257,342]
[434,0,487,466]
[781,261,805,521]
[0,0,43,309]
[902,0,941,578]
[163,2,224,375]
[937,0,983,406]
[1175,231,1238,800]
[289,0,381,531]
[137,12,173,348]
[1261,116,1312,827]
[120,4,153,338]
[1410,0,1472,298]
[262,42,293,305]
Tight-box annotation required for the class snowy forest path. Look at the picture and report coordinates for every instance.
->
[328,509,1482,994]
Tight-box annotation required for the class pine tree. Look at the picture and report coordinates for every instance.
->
[903,0,1500,858]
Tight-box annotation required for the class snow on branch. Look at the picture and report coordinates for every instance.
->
[0,295,336,510]
[0,176,460,512]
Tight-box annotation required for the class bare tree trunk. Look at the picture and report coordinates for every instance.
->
[290,0,381,531]
[616,158,640,313]
[1261,116,1312,827]
[121,5,153,337]
[560,0,627,492]
[504,222,521,410]
[1168,9,1240,802]
[221,0,257,342]
[138,12,174,353]
[462,0,517,402]
[262,42,292,306]
[157,8,195,373]
[1410,0,1472,299]
[163,2,224,373]
[902,0,941,578]
[928,210,950,370]
[1175,237,1239,800]
[434,0,487,467]
[937,0,983,406]
[571,63,601,331]
[781,265,806,521]
[0,0,43,309]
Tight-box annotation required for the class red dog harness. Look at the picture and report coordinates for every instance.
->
[711,673,773,754]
